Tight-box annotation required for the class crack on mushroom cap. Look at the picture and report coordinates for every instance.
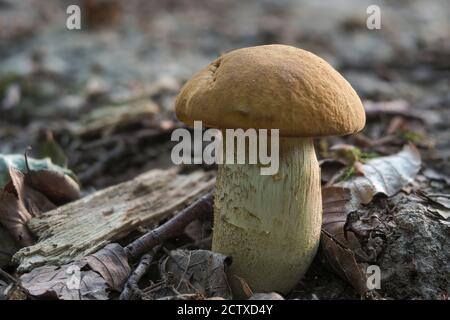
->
[175,44,366,137]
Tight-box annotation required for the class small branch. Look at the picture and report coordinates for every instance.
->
[0,267,29,299]
[125,191,214,261]
[24,146,35,188]
[0,268,17,285]
[77,140,125,183]
[120,246,160,300]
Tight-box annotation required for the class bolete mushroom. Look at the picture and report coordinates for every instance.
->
[175,44,365,295]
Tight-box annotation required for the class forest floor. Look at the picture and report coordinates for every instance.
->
[0,0,449,300]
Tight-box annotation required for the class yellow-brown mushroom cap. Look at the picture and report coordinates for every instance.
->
[175,44,366,137]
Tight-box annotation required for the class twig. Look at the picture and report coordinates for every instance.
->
[0,267,29,299]
[125,191,214,260]
[24,147,35,188]
[77,140,126,183]
[424,193,450,198]
[119,246,160,300]
[0,268,17,285]
[176,251,192,290]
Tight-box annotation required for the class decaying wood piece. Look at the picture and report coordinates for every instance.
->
[13,168,215,272]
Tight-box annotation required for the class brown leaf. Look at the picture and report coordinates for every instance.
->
[0,168,55,247]
[83,243,131,292]
[0,190,35,247]
[20,261,109,300]
[319,159,346,184]
[24,170,80,205]
[9,167,56,216]
[0,167,80,251]
[320,186,369,295]
[157,249,232,299]
[20,244,132,300]
[322,187,369,260]
[320,231,368,296]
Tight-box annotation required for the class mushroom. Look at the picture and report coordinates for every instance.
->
[175,44,365,295]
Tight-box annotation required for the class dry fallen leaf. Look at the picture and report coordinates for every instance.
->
[335,144,421,211]
[0,161,80,258]
[20,244,131,300]
[83,243,131,292]
[0,166,80,256]
[0,154,77,189]
[319,159,346,184]
[320,231,369,296]
[321,187,368,259]
[320,186,369,295]
[0,169,38,246]
[23,170,80,206]
[20,261,109,300]
[156,249,232,300]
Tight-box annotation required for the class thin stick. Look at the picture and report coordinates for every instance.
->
[125,191,214,261]
[0,268,17,284]
[24,147,34,188]
[120,246,160,300]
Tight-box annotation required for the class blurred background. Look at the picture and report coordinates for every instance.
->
[0,0,449,190]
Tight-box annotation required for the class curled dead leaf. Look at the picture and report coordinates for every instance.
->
[335,144,421,211]
[154,250,232,300]
[0,165,80,255]
[24,170,80,205]
[83,243,130,292]
[20,261,109,300]
[20,243,131,300]
[320,230,369,296]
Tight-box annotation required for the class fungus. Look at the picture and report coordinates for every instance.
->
[175,44,366,295]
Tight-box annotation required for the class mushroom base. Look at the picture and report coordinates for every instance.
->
[212,137,322,296]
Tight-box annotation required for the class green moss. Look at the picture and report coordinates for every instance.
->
[341,166,356,181]
[401,131,424,143]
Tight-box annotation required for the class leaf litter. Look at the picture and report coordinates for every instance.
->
[149,249,232,300]
[1,0,449,300]
[20,244,130,300]
[319,144,422,295]
[11,144,426,300]
[0,155,80,267]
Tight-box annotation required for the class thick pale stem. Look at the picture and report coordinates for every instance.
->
[212,137,322,295]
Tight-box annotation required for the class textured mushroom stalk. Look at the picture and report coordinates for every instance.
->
[175,44,366,296]
[212,137,322,295]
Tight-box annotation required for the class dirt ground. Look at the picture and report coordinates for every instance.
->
[0,0,449,299]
